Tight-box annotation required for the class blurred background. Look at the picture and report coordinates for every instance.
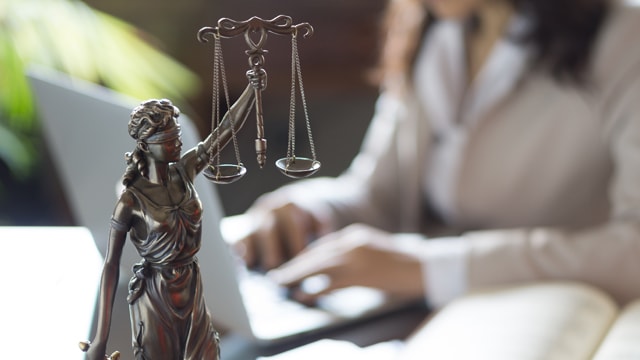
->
[0,0,387,225]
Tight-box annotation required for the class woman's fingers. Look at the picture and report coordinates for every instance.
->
[268,244,339,287]
[256,214,286,270]
[270,224,426,300]
[236,202,319,270]
[276,203,313,259]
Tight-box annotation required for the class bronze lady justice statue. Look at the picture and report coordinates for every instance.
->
[82,16,316,359]
[82,82,257,360]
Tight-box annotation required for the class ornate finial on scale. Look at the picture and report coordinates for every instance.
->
[198,15,320,180]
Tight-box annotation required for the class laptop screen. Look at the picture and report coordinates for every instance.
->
[28,67,253,340]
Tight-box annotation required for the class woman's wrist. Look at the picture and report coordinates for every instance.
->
[393,234,470,307]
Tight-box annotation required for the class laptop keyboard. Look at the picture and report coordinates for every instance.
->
[239,270,317,316]
[237,269,337,340]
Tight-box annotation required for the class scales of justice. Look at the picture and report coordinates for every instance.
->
[80,15,320,360]
[200,14,320,182]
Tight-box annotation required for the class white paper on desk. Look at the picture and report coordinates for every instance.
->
[258,339,404,360]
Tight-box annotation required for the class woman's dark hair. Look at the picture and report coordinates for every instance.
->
[378,0,610,88]
[514,0,609,83]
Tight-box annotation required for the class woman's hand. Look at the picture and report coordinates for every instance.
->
[237,202,325,270]
[267,224,425,303]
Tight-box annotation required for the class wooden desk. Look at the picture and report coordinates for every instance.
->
[0,227,103,359]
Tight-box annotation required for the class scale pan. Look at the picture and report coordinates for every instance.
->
[203,164,246,184]
[275,157,321,178]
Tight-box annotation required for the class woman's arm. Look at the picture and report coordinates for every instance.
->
[237,90,426,269]
[85,193,133,360]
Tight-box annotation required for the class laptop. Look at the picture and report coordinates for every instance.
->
[28,67,418,347]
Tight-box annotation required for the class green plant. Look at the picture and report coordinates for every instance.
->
[0,0,200,185]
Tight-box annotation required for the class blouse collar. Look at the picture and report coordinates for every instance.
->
[413,12,535,132]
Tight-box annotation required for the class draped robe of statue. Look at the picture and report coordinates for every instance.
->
[118,161,219,360]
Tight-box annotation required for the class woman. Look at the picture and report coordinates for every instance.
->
[239,0,640,308]
[85,84,255,359]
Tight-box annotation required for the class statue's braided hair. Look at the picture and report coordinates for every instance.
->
[122,99,180,187]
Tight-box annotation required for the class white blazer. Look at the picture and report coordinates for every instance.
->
[267,1,640,306]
